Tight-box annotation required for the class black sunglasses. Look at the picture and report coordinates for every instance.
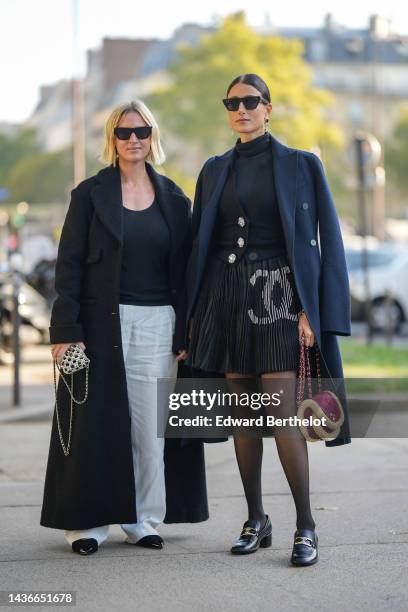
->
[222,95,268,112]
[114,126,152,140]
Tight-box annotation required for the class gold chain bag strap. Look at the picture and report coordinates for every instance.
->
[53,343,90,456]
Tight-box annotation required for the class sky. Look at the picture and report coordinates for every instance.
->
[2,0,408,123]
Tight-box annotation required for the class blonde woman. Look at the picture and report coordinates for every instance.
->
[41,100,208,555]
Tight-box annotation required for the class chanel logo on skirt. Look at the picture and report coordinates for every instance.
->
[248,266,299,325]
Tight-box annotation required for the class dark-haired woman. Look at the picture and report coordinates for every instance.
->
[186,74,351,566]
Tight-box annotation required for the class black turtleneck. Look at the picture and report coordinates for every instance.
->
[215,131,286,256]
[234,131,276,219]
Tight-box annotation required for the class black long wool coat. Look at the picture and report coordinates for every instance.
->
[185,134,352,447]
[40,163,208,531]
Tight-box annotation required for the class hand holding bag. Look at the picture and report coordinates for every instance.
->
[296,336,344,442]
[53,343,90,456]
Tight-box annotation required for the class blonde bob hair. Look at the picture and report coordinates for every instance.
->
[101,100,165,167]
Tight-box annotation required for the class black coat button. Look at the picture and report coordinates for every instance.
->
[248,252,258,261]
[302,202,309,210]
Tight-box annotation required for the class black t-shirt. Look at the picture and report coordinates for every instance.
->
[119,199,172,305]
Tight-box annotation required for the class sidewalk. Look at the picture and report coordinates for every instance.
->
[0,345,54,421]
[0,422,407,611]
[0,346,407,611]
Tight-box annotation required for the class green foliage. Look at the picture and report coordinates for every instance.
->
[149,12,342,161]
[0,128,41,186]
[160,151,197,200]
[385,106,408,195]
[339,338,408,377]
[7,149,74,203]
[0,128,105,203]
[0,127,74,203]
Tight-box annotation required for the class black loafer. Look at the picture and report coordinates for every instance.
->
[71,538,98,556]
[290,528,318,566]
[231,515,272,554]
[136,535,164,549]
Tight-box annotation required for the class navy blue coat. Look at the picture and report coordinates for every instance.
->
[186,134,352,447]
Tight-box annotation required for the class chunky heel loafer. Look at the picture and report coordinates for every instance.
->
[260,532,272,548]
[71,538,98,556]
[231,515,272,555]
[290,528,318,566]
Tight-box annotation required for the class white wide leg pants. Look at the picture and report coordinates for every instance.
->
[65,304,178,546]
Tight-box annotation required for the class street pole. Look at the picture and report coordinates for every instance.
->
[355,135,373,345]
[12,273,21,406]
[72,0,86,186]
[10,253,24,407]
[370,23,386,241]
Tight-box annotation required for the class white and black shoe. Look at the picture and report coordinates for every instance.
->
[136,535,164,549]
[72,538,98,556]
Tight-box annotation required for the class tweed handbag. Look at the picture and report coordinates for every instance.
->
[53,344,90,456]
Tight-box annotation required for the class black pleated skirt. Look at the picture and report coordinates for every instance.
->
[186,253,303,375]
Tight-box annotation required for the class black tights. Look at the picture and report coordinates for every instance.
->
[227,373,315,531]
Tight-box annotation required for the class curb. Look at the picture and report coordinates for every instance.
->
[0,404,52,423]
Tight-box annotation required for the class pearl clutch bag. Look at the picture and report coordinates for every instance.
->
[53,344,90,456]
[58,342,90,374]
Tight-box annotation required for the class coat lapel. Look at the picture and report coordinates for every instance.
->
[91,165,123,244]
[90,163,187,252]
[196,156,232,262]
[146,163,187,255]
[200,155,233,219]
[270,135,298,266]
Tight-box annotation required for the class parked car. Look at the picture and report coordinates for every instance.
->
[347,246,408,333]
[346,246,398,274]
[346,243,399,321]
[0,272,50,357]
[25,258,56,306]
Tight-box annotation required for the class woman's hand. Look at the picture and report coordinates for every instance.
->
[176,319,192,361]
[51,342,86,363]
[298,312,315,347]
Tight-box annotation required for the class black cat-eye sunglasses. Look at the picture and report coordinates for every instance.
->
[114,126,152,140]
[222,95,269,111]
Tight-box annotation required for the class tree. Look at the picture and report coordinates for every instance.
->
[386,106,408,196]
[0,128,41,187]
[149,12,342,162]
[7,149,74,203]
[4,145,104,204]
